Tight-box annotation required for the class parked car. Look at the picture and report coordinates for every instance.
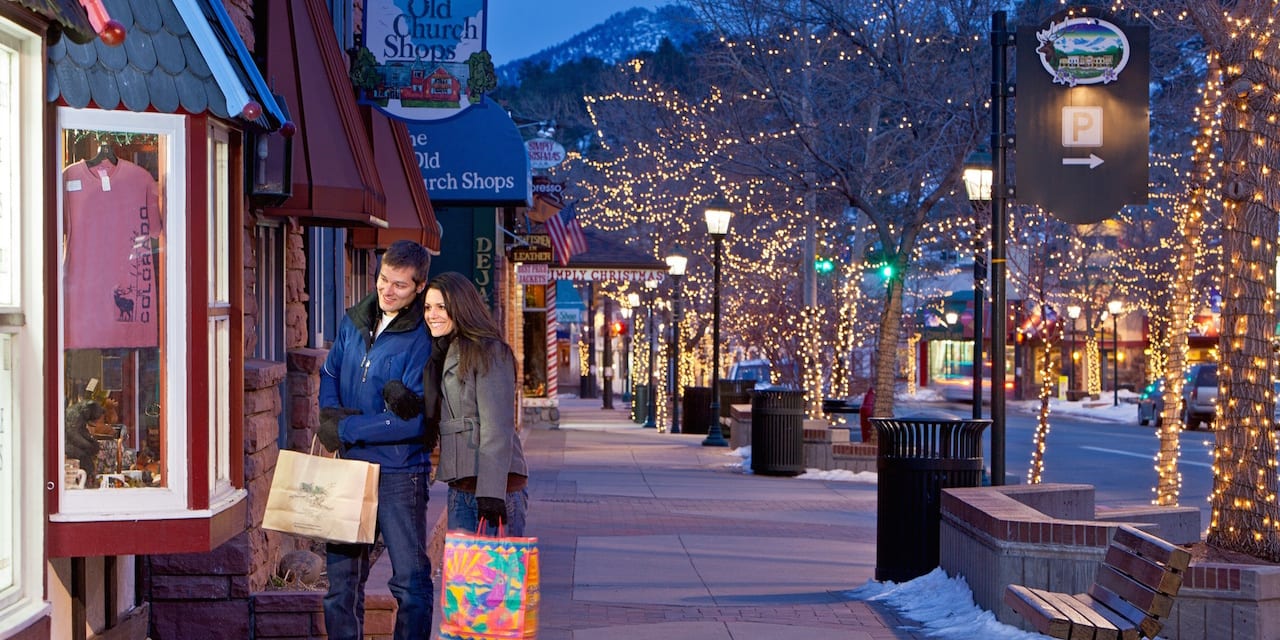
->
[1136,379,1164,427]
[727,359,771,385]
[1181,363,1217,430]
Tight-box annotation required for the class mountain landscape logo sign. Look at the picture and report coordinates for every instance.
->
[1034,17,1131,86]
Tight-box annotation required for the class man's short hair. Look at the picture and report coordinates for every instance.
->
[382,239,431,284]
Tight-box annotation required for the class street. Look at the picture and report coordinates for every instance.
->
[986,405,1214,529]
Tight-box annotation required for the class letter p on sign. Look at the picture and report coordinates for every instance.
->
[1062,106,1103,147]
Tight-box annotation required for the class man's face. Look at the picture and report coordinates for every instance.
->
[375,263,423,314]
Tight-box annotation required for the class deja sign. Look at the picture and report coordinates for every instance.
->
[359,0,490,123]
[525,138,566,169]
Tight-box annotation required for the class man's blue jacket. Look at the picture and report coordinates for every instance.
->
[319,291,431,473]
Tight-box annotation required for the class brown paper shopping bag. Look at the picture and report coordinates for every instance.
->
[262,449,379,544]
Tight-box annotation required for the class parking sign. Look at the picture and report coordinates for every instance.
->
[1015,12,1149,224]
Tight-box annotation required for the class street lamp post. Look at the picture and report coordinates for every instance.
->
[964,151,992,420]
[1066,305,1081,397]
[627,292,640,421]
[703,200,731,447]
[620,302,633,402]
[1108,299,1122,407]
[643,280,659,428]
[945,311,960,376]
[666,246,688,434]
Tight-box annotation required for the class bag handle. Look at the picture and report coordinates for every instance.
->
[477,517,506,538]
[308,435,341,459]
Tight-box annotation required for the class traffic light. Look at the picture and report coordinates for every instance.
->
[814,257,835,275]
[880,262,894,279]
[610,320,627,337]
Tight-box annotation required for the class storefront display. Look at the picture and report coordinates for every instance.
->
[60,125,165,493]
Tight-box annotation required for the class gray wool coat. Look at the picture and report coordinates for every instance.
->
[435,340,528,499]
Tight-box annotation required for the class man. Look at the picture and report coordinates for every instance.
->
[317,240,433,640]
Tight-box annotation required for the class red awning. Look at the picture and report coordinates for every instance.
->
[260,0,386,227]
[351,108,442,253]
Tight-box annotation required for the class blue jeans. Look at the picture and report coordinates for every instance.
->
[324,471,431,640]
[447,486,529,536]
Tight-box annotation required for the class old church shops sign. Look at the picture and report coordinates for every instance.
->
[358,0,492,123]
[405,96,531,205]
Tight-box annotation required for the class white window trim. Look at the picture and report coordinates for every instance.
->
[0,14,52,632]
[53,108,191,519]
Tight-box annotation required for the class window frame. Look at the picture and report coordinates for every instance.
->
[46,109,247,557]
[0,11,51,630]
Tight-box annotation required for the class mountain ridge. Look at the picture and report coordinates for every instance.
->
[495,5,704,85]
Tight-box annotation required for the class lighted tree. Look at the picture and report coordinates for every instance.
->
[680,0,994,431]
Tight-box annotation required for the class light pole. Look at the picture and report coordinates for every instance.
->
[666,245,688,434]
[1066,305,1081,398]
[1108,299,1122,407]
[643,280,659,428]
[988,9,1012,485]
[964,150,992,420]
[627,292,640,421]
[703,200,731,447]
[945,311,960,377]
[620,301,633,403]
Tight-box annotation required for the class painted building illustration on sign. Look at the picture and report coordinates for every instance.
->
[1034,16,1131,86]
[357,0,494,122]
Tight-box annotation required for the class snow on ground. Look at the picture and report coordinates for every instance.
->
[848,568,1053,639]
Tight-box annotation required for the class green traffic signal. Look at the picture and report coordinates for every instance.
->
[814,257,835,274]
[880,263,894,279]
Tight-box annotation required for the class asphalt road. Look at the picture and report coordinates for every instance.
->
[931,402,1216,530]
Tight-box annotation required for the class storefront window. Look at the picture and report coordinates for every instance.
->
[57,108,188,515]
[1,13,46,625]
[522,285,548,397]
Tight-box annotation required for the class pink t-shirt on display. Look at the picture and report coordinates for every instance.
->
[62,158,162,350]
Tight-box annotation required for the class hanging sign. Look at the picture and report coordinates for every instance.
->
[358,0,492,123]
[1015,10,1149,224]
[525,138,566,169]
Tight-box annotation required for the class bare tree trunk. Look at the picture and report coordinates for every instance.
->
[1206,44,1280,559]
[869,272,904,442]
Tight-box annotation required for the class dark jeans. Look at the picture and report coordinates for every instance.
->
[324,471,431,640]
[447,486,529,536]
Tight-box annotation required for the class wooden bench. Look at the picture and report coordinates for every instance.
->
[1004,525,1191,640]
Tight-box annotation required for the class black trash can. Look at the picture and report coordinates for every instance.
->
[682,386,713,434]
[871,417,989,582]
[718,380,754,419]
[750,389,805,476]
[632,385,649,424]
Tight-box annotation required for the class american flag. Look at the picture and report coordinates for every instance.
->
[545,201,588,266]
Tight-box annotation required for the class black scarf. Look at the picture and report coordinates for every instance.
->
[422,333,453,451]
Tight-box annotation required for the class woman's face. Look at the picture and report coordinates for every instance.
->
[423,288,455,337]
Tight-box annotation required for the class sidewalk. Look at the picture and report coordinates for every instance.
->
[512,396,927,640]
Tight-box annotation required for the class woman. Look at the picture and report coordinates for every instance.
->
[423,271,529,534]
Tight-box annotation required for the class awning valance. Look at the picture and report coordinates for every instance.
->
[350,107,442,253]
[260,0,386,228]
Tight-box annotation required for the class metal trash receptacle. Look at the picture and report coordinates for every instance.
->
[871,417,989,582]
[632,385,649,424]
[682,386,713,434]
[750,389,805,476]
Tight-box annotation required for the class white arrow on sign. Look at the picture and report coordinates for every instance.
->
[1062,154,1104,169]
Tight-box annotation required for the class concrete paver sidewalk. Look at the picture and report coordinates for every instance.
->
[514,397,926,640]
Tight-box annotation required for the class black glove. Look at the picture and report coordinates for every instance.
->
[477,496,507,526]
[382,380,423,420]
[318,407,358,451]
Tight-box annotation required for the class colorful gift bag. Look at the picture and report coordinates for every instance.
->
[439,530,540,639]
